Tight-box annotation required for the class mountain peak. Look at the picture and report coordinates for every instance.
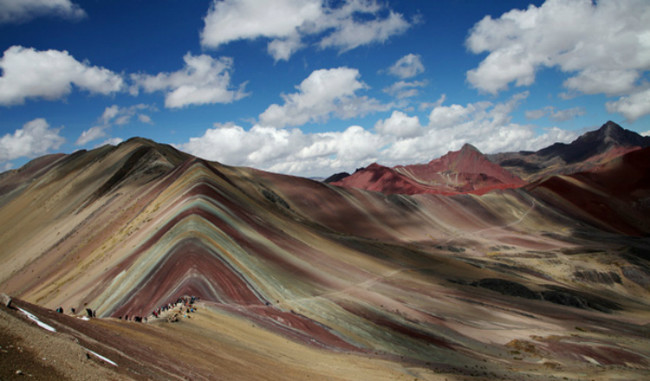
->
[535,121,650,164]
[601,120,622,131]
[596,120,623,138]
[460,143,480,152]
[573,121,649,152]
[429,143,486,171]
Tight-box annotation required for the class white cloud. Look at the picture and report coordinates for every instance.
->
[259,67,389,127]
[525,109,546,120]
[383,80,427,99]
[0,118,65,163]
[181,92,579,177]
[201,0,410,61]
[201,0,321,50]
[374,110,422,138]
[317,7,410,53]
[0,46,124,105]
[76,126,106,146]
[180,123,383,176]
[96,137,124,147]
[267,33,303,62]
[606,88,650,122]
[138,114,153,124]
[0,0,85,24]
[384,92,578,164]
[131,53,248,108]
[419,94,446,111]
[525,106,585,122]
[76,104,156,145]
[388,54,424,79]
[466,0,650,96]
[562,69,641,96]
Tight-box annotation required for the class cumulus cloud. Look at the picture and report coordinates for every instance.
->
[0,0,85,24]
[181,92,578,177]
[201,0,410,61]
[374,110,422,138]
[201,0,320,49]
[525,106,585,122]
[388,54,424,79]
[180,123,383,176]
[259,67,389,127]
[131,53,248,108]
[605,88,650,122]
[385,92,578,164]
[383,80,427,99]
[466,0,650,98]
[76,104,156,145]
[267,33,304,62]
[0,46,124,105]
[0,118,65,164]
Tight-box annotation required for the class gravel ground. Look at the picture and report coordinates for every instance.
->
[0,304,130,381]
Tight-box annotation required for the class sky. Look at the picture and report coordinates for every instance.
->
[1,0,649,177]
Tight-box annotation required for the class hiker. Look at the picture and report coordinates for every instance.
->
[86,308,93,318]
[56,307,63,313]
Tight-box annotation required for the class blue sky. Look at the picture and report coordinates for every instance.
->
[1,0,649,176]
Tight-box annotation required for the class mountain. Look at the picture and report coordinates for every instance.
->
[331,144,525,195]
[528,146,650,236]
[490,121,650,181]
[1,135,650,380]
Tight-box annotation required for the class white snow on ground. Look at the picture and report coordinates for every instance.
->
[15,306,118,367]
[85,348,118,366]
[16,307,56,332]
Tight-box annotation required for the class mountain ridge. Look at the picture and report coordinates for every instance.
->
[331,140,526,195]
[328,121,649,195]
[491,121,650,181]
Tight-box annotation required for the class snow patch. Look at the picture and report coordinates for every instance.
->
[16,307,56,332]
[86,348,118,367]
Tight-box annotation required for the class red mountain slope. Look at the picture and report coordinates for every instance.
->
[528,147,650,236]
[332,144,525,195]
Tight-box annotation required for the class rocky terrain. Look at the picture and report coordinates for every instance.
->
[0,121,649,380]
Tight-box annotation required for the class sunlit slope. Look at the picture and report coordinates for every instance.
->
[1,138,650,377]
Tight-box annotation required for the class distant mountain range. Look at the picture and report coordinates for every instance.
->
[491,120,650,181]
[327,121,650,195]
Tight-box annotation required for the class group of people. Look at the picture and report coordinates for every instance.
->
[52,295,201,323]
[55,306,96,318]
[149,295,200,321]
